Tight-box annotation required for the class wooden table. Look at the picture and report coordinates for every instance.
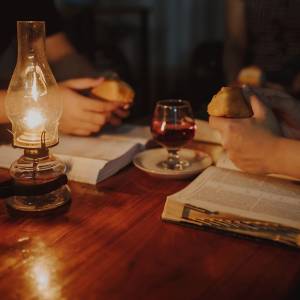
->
[0,164,300,300]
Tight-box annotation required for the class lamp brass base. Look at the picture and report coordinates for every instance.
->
[5,185,71,217]
[6,149,72,217]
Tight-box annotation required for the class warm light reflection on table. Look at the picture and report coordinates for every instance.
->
[19,237,64,300]
[0,165,299,300]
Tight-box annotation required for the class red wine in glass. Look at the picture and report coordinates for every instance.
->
[151,99,196,170]
[151,120,195,149]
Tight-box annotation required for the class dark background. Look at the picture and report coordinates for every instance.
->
[55,0,225,120]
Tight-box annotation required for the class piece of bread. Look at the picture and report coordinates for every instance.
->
[207,86,253,118]
[238,65,263,87]
[91,79,134,104]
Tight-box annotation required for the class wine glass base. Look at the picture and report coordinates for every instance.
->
[159,159,190,170]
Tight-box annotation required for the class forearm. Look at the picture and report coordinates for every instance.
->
[50,52,98,81]
[0,90,8,123]
[46,32,98,81]
[270,137,300,179]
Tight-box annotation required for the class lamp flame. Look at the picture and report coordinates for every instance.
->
[24,109,44,129]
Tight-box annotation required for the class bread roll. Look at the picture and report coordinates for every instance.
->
[238,66,263,87]
[91,79,134,104]
[207,86,253,118]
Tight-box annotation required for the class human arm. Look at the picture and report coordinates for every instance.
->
[223,0,247,84]
[46,33,130,134]
[0,77,128,135]
[46,32,99,81]
[58,78,126,136]
[209,94,300,179]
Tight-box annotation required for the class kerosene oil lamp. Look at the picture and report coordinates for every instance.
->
[3,21,71,215]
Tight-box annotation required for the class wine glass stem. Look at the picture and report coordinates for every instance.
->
[166,149,180,169]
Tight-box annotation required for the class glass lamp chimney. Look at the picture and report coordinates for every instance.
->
[5,21,62,149]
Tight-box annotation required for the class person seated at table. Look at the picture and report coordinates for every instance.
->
[209,87,300,179]
[224,0,300,96]
[0,0,129,136]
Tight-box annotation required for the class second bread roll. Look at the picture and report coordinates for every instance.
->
[237,65,263,87]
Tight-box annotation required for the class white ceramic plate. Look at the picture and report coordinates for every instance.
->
[133,148,212,179]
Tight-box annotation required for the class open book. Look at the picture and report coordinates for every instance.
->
[163,120,300,247]
[0,125,148,184]
[162,166,300,247]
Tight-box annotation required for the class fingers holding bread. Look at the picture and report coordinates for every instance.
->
[91,79,135,106]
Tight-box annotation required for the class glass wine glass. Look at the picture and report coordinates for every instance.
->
[151,99,196,170]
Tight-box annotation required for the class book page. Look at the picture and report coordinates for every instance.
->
[216,152,240,170]
[168,166,300,229]
[56,154,107,184]
[96,143,143,182]
[55,134,146,161]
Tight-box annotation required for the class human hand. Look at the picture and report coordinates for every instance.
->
[88,77,133,126]
[59,78,121,136]
[108,107,130,126]
[209,94,281,174]
[249,87,300,139]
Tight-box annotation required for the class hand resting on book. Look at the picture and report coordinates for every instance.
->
[209,87,300,179]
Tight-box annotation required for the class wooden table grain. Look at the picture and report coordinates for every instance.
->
[0,165,299,300]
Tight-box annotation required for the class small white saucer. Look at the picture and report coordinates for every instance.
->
[133,148,212,179]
